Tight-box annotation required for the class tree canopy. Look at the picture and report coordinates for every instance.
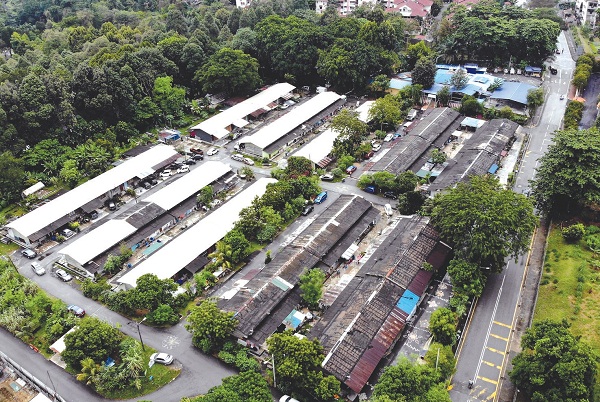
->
[62,317,123,370]
[431,175,537,272]
[186,299,238,353]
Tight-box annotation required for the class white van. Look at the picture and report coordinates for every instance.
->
[384,203,393,216]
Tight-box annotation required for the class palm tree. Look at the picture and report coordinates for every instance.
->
[77,358,102,385]
[208,241,233,271]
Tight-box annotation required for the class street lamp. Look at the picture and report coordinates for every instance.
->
[136,317,147,351]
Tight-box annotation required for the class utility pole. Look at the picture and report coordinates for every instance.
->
[136,317,147,351]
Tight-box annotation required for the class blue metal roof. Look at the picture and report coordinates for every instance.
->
[489,81,537,105]
[396,290,419,315]
[389,78,412,90]
[435,70,453,85]
[525,66,542,73]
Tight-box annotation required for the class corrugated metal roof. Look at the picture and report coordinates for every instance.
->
[407,269,433,296]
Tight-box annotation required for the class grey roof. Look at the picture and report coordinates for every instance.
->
[429,118,519,192]
[369,108,461,174]
[116,202,167,229]
[222,195,376,343]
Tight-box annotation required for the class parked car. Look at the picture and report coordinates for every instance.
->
[150,352,174,365]
[384,191,398,199]
[141,181,151,190]
[192,154,204,161]
[67,304,85,318]
[364,150,374,159]
[231,153,244,162]
[393,132,402,140]
[160,169,173,179]
[372,143,382,152]
[31,262,46,276]
[89,209,99,219]
[384,133,394,142]
[207,147,219,156]
[55,269,73,282]
[315,191,328,204]
[108,200,116,211]
[184,159,196,165]
[177,165,190,174]
[320,173,334,181]
[364,186,376,194]
[190,148,204,155]
[21,249,37,259]
[384,203,393,216]
[302,205,314,216]
[243,157,255,166]
[346,165,357,175]
[279,396,300,402]
[61,228,76,238]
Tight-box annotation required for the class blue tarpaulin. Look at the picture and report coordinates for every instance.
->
[396,290,419,315]
[488,163,499,174]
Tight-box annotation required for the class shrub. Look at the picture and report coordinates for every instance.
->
[562,223,585,242]
[81,279,111,301]
[146,304,179,326]
[218,350,236,364]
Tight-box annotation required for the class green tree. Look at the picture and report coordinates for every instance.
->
[397,191,426,215]
[222,230,251,264]
[76,357,102,386]
[128,274,178,312]
[209,241,234,272]
[431,176,537,271]
[450,69,469,90]
[530,128,600,214]
[510,320,598,402]
[430,148,447,166]
[0,152,26,203]
[331,109,368,157]
[429,308,458,346]
[299,268,326,309]
[424,343,456,381]
[447,258,486,298]
[153,76,186,119]
[436,86,451,107]
[197,185,214,207]
[62,317,123,370]
[405,41,434,70]
[526,87,544,117]
[59,159,81,189]
[373,358,444,402]
[368,95,402,130]
[562,223,586,242]
[146,304,179,326]
[186,300,237,353]
[195,48,262,96]
[337,154,356,171]
[412,57,436,89]
[370,74,391,96]
[459,95,483,117]
[195,371,272,402]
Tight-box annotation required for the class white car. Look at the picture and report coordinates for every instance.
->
[372,143,382,152]
[243,157,255,166]
[384,133,394,142]
[231,153,244,162]
[150,352,174,365]
[177,165,190,174]
[31,262,46,276]
[160,169,173,179]
[207,147,219,156]
[61,228,76,238]
[56,269,73,282]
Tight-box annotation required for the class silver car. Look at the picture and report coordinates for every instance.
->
[31,262,46,276]
[56,269,73,282]
[150,352,174,365]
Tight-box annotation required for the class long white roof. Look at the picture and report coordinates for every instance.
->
[242,92,343,150]
[60,220,137,266]
[292,128,339,164]
[146,161,232,210]
[118,178,277,287]
[7,145,179,239]
[190,83,295,139]
[59,161,232,266]
[356,100,375,123]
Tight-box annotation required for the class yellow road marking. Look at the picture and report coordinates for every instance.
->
[486,391,497,400]
[482,360,502,370]
[486,347,505,355]
[490,333,509,342]
[478,376,498,385]
[493,321,511,329]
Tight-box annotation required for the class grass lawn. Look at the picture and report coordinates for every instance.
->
[100,348,181,400]
[0,242,18,257]
[534,225,600,399]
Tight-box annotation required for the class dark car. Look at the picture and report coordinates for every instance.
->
[67,304,85,318]
[150,178,159,185]
[190,148,204,155]
[185,159,197,165]
[89,209,99,219]
[302,205,314,216]
[108,200,116,211]
[364,186,376,194]
[346,165,357,175]
[141,181,151,190]
[384,191,398,199]
[192,154,204,161]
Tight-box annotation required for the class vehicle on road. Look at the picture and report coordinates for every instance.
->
[31,262,45,276]
[346,165,357,175]
[364,150,375,159]
[384,203,393,216]
[160,169,173,179]
[61,228,76,238]
[67,305,85,318]
[192,154,204,161]
[302,205,314,216]
[384,133,394,142]
[21,249,37,259]
[207,147,218,156]
[372,143,382,152]
[231,154,244,162]
[560,94,565,100]
[384,191,398,199]
[141,181,151,190]
[190,148,204,155]
[315,191,328,204]
[393,132,402,140]
[320,173,334,181]
[150,352,174,365]
[364,185,376,194]
[184,159,196,165]
[177,165,190,174]
[56,269,73,282]
[107,200,116,211]
[243,157,255,166]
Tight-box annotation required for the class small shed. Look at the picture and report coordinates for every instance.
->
[22,182,45,199]
[524,66,542,77]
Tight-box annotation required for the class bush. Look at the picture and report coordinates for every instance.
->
[562,223,585,242]
[81,279,111,301]
[146,304,179,325]
[218,350,236,364]
[563,101,584,129]
[235,350,260,372]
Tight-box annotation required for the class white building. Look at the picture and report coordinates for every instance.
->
[576,0,598,26]
[117,178,276,288]
[291,128,339,167]
[6,145,179,246]
[315,0,378,14]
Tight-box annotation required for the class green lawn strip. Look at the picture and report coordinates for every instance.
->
[100,348,181,400]
[577,28,593,54]
[0,242,18,256]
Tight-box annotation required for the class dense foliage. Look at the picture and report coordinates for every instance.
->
[530,128,600,214]
[184,371,272,402]
[299,268,326,309]
[510,320,598,402]
[186,299,238,353]
[62,317,123,370]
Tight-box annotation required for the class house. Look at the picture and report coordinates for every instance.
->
[239,92,345,159]
[315,0,378,15]
[6,145,180,247]
[384,0,432,17]
[576,0,598,26]
[188,83,295,142]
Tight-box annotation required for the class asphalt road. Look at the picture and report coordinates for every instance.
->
[449,31,575,402]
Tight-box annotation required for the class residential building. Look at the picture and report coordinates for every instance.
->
[576,0,598,26]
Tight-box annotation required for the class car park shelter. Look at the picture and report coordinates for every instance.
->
[117,178,276,288]
[188,83,295,142]
[6,145,179,246]
[59,162,232,270]
[240,92,343,158]
[291,128,339,166]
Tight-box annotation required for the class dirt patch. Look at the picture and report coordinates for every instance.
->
[580,73,600,129]
[0,372,37,402]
